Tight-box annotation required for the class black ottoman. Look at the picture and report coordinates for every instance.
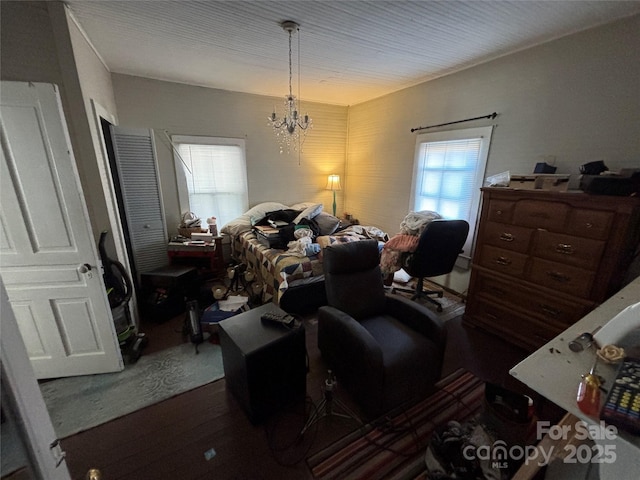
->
[219,304,307,423]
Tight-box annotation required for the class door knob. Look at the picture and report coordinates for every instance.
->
[86,468,102,480]
[78,263,92,274]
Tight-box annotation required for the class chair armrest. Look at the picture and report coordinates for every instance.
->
[384,293,447,348]
[317,306,383,373]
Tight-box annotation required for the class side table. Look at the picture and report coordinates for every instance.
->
[139,265,198,322]
[167,238,225,277]
[218,303,307,423]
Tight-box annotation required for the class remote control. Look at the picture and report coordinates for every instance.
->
[600,357,640,435]
[261,311,296,328]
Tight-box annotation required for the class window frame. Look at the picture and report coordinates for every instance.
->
[409,126,493,267]
[172,135,249,228]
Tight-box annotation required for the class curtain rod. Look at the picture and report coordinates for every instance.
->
[411,112,498,133]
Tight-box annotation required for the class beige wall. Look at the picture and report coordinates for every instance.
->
[4,2,638,296]
[0,1,121,258]
[347,14,640,238]
[111,74,348,234]
[0,2,63,84]
[66,10,128,265]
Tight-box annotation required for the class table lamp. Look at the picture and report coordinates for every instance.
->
[325,174,342,216]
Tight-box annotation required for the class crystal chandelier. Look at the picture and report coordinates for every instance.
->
[268,21,312,154]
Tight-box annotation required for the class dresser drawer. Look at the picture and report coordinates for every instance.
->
[478,245,528,277]
[472,271,592,327]
[487,199,515,224]
[533,231,605,270]
[465,299,560,351]
[529,258,594,298]
[513,200,570,231]
[483,221,534,253]
[565,208,614,240]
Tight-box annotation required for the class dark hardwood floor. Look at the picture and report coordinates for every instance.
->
[60,303,563,480]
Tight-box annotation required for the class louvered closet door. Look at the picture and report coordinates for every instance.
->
[110,126,168,277]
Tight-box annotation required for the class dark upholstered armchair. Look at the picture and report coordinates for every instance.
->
[317,240,447,419]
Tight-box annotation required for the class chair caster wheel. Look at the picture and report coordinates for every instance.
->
[437,305,443,312]
[437,292,444,298]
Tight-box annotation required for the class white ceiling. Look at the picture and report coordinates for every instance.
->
[66,1,640,106]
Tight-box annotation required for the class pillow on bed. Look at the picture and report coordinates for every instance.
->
[315,212,341,235]
[290,202,317,211]
[221,202,288,236]
[293,203,323,224]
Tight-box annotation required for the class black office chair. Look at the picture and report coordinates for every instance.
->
[392,219,469,312]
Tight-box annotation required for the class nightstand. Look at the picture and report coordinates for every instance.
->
[340,217,359,227]
[167,237,225,277]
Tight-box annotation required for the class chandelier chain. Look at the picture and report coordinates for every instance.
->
[268,21,312,155]
[289,27,293,98]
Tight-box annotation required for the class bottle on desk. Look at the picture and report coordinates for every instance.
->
[207,216,218,236]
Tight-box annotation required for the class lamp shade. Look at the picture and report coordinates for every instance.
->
[326,174,342,191]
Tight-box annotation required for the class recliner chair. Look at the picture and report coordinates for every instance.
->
[393,219,469,312]
[317,240,447,419]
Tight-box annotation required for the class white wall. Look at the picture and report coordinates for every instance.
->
[346,14,640,238]
[111,74,348,234]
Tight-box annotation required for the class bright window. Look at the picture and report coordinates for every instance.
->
[172,136,248,228]
[410,126,493,262]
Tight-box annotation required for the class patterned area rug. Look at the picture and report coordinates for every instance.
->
[391,279,466,322]
[307,369,484,480]
[40,341,224,439]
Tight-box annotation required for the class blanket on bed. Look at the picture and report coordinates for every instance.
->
[232,225,388,303]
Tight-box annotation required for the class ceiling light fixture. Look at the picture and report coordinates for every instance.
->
[268,20,312,154]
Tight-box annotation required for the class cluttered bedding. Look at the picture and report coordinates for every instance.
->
[221,202,387,303]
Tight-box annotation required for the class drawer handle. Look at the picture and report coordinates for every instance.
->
[585,222,593,229]
[530,212,549,219]
[493,287,507,296]
[539,304,561,317]
[546,270,570,283]
[555,243,574,255]
[495,210,503,216]
[495,256,512,266]
[499,233,514,242]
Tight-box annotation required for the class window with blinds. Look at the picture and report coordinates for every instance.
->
[411,126,493,260]
[172,136,248,228]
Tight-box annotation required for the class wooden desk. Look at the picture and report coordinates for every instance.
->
[510,276,640,479]
[167,238,224,276]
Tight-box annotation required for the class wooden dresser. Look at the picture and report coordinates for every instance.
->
[464,188,640,351]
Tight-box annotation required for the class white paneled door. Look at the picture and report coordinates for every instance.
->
[0,81,123,379]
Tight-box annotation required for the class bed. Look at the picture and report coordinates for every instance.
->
[221,202,388,312]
